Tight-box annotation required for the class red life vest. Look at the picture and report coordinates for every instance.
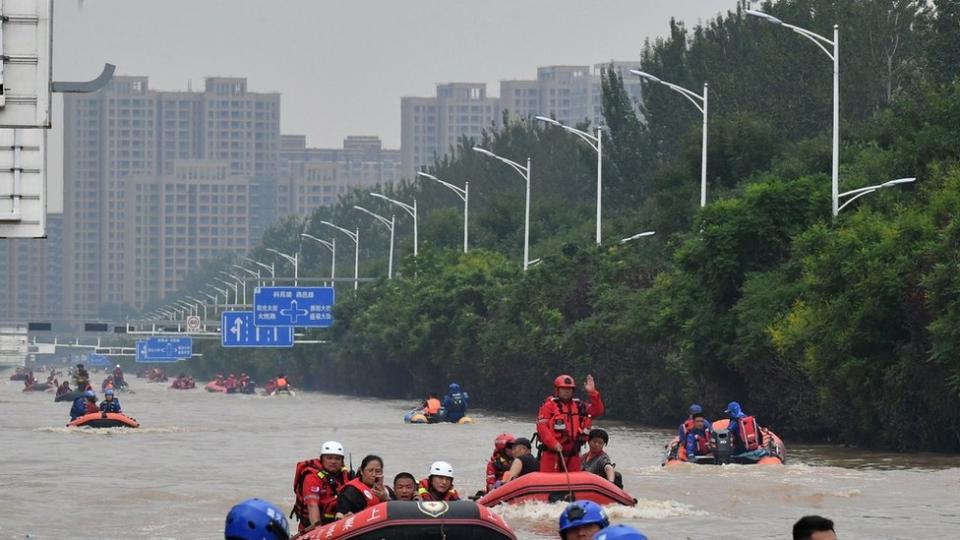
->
[291,459,350,528]
[693,428,713,455]
[737,416,761,451]
[541,397,592,453]
[417,478,459,501]
[338,477,382,512]
[485,451,512,490]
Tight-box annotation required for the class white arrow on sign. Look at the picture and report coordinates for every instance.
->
[231,317,243,341]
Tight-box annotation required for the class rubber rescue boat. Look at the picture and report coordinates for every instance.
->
[297,500,516,540]
[22,382,53,392]
[663,418,785,466]
[55,390,86,402]
[67,412,140,428]
[404,409,474,424]
[477,471,636,507]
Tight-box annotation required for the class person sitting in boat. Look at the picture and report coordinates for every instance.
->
[391,472,417,501]
[102,375,114,391]
[23,371,36,388]
[581,429,621,487]
[276,374,290,391]
[417,461,459,501]
[113,364,126,387]
[724,401,763,454]
[485,433,516,492]
[683,412,713,461]
[336,455,389,516]
[56,381,71,397]
[592,524,648,540]
[225,498,289,540]
[99,388,122,413]
[537,373,604,473]
[678,403,711,440]
[442,383,469,423]
[70,390,98,420]
[292,440,351,533]
[419,393,443,419]
[501,437,539,483]
[558,500,609,540]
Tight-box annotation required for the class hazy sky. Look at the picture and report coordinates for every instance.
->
[45,0,736,212]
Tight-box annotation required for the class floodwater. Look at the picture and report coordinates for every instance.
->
[2,370,959,539]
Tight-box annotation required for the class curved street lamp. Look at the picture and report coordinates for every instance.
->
[320,221,360,290]
[301,233,336,285]
[354,206,396,279]
[418,171,469,253]
[837,177,916,213]
[371,193,417,258]
[473,147,532,271]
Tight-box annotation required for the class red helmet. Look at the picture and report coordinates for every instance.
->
[495,433,516,450]
[554,374,576,389]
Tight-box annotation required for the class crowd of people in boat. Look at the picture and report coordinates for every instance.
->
[170,373,197,389]
[138,367,168,383]
[210,372,259,394]
[68,387,123,420]
[669,400,782,463]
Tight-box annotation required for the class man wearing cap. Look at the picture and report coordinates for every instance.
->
[502,437,539,483]
[536,373,604,473]
[678,404,712,441]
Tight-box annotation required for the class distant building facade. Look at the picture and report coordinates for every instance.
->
[63,76,280,317]
[279,135,400,217]
[0,214,63,321]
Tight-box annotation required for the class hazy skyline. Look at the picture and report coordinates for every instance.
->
[55,0,734,149]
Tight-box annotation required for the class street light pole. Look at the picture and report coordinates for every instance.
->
[242,257,275,286]
[320,221,360,290]
[473,147,532,270]
[837,177,916,213]
[746,10,840,216]
[220,271,246,305]
[353,206,396,279]
[370,193,417,258]
[266,248,299,286]
[619,231,657,244]
[417,171,470,253]
[630,71,708,207]
[301,233,337,286]
[534,117,604,243]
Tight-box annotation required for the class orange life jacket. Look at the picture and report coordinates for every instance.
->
[417,478,459,501]
[291,459,350,527]
[737,416,761,451]
[338,477,382,513]
[277,377,288,388]
[425,398,441,415]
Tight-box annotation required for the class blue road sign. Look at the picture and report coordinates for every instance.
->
[87,353,108,366]
[221,311,294,348]
[135,336,192,363]
[253,286,334,327]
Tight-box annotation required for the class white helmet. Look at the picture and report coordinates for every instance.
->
[320,440,345,457]
[429,461,455,479]
[116,364,121,368]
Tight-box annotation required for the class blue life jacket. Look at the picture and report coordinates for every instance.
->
[99,399,122,413]
[442,392,469,420]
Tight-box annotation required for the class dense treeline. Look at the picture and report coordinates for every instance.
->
[169,0,960,451]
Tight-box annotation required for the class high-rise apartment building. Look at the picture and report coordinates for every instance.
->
[0,214,63,321]
[400,83,500,178]
[63,76,279,318]
[279,135,400,217]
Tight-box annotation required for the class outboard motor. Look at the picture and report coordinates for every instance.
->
[712,428,733,464]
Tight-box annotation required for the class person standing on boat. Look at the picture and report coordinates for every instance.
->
[441,383,470,423]
[537,374,604,473]
[99,388,122,413]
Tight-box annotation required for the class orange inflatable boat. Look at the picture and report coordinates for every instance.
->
[663,418,785,466]
[297,500,516,540]
[68,412,140,428]
[477,471,636,507]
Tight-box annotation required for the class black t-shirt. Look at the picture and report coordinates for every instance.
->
[517,454,539,477]
[337,485,371,515]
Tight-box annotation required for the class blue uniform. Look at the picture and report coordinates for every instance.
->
[441,383,469,422]
[70,397,87,420]
[684,427,711,458]
[99,398,122,413]
[678,417,712,439]
[724,401,758,451]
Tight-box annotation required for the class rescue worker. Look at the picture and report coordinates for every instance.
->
[74,363,90,390]
[56,381,71,397]
[392,472,417,501]
[724,401,762,453]
[224,498,289,540]
[558,500,609,540]
[502,437,539,483]
[421,393,442,418]
[485,433,515,492]
[99,388,122,413]
[292,440,351,533]
[70,390,98,420]
[276,374,289,391]
[580,429,619,486]
[441,383,469,423]
[537,374,604,473]
[113,364,126,388]
[678,403,711,440]
[592,524,649,540]
[336,455,388,516]
[417,461,460,501]
[683,413,713,461]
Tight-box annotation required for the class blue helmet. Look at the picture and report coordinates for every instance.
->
[593,524,648,540]
[724,401,743,417]
[224,498,289,540]
[449,383,460,393]
[84,390,96,398]
[105,388,115,396]
[688,403,703,415]
[559,501,609,535]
